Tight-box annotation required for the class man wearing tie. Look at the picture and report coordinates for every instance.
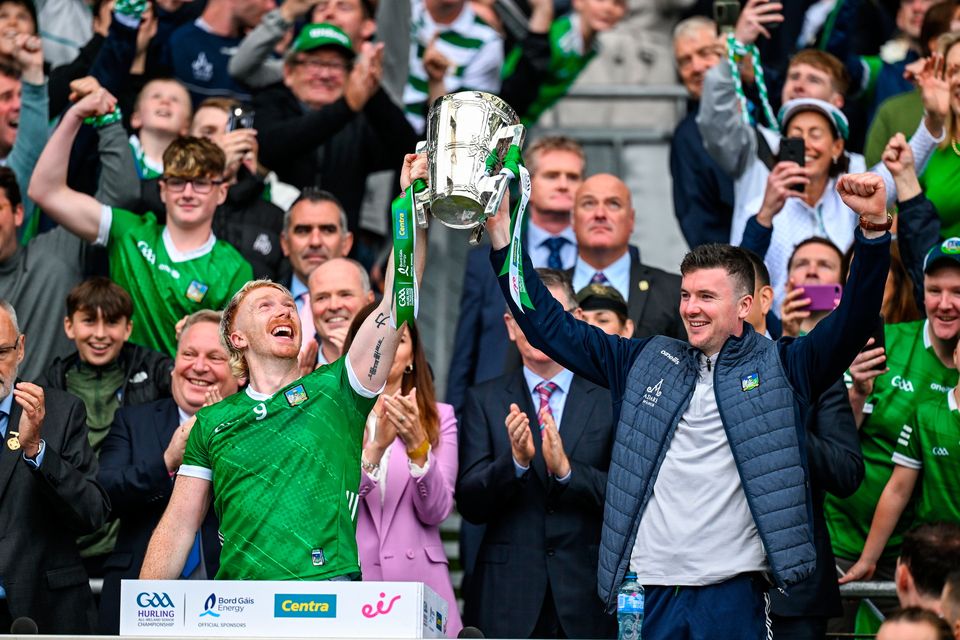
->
[447,136,585,416]
[457,269,616,639]
[569,174,685,340]
[0,299,109,634]
[280,189,354,361]
[97,310,240,633]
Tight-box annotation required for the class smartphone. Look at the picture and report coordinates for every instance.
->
[862,314,885,353]
[803,283,842,311]
[779,137,806,192]
[227,106,255,132]
[713,0,740,32]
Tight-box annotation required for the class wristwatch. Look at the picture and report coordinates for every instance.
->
[859,213,893,232]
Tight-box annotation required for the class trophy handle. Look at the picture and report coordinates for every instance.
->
[414,140,430,228]
[481,124,526,225]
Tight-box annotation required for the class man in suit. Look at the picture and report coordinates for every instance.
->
[457,269,616,639]
[280,188,354,362]
[446,136,586,417]
[569,173,686,340]
[0,298,109,634]
[97,310,240,633]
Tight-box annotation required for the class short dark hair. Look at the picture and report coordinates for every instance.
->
[536,268,577,310]
[881,607,953,640]
[901,522,960,599]
[66,277,134,323]
[0,54,20,82]
[742,249,770,288]
[284,187,349,233]
[787,237,845,280]
[0,166,21,208]
[680,244,755,299]
[0,0,37,33]
[920,1,957,56]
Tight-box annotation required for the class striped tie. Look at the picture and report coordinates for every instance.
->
[541,237,569,270]
[591,271,609,285]
[534,381,559,430]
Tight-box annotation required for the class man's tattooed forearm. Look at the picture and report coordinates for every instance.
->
[375,312,388,329]
[368,337,384,380]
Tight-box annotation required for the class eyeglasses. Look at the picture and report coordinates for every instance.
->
[291,57,350,74]
[162,177,224,194]
[0,335,21,361]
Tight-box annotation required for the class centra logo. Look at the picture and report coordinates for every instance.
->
[274,594,337,618]
[137,592,174,608]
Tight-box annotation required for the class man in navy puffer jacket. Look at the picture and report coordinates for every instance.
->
[485,173,891,640]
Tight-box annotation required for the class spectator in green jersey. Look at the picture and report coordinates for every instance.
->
[501,0,627,126]
[841,338,960,585]
[28,88,254,358]
[137,152,428,582]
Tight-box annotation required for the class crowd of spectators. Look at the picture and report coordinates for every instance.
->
[1,0,960,638]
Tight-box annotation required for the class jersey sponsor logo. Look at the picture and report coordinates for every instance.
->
[741,373,760,392]
[642,379,663,408]
[284,384,308,407]
[274,594,337,618]
[186,280,209,303]
[931,382,952,393]
[891,375,915,393]
[159,263,181,279]
[191,51,213,82]
[214,418,240,434]
[932,447,950,457]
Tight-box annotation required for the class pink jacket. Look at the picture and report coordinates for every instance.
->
[357,402,462,638]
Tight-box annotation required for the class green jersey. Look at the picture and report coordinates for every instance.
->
[104,207,253,356]
[825,320,957,560]
[502,13,597,127]
[180,357,378,581]
[892,391,960,524]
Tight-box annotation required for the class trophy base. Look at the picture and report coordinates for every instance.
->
[431,195,486,230]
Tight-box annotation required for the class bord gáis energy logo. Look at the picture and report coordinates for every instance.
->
[200,593,220,618]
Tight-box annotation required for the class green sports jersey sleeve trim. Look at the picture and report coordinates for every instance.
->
[344,352,384,398]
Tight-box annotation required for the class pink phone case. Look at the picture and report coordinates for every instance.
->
[803,284,843,311]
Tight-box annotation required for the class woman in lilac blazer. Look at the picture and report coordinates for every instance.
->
[346,305,462,638]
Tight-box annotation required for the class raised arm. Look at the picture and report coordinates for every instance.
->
[784,174,891,403]
[28,89,118,243]
[140,475,212,579]
[346,153,427,393]
[483,195,645,398]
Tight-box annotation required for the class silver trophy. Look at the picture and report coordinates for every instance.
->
[414,91,526,244]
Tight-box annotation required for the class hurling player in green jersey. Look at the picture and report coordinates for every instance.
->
[841,337,960,586]
[28,88,253,357]
[138,153,428,581]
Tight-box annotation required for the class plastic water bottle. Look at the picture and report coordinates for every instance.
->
[617,571,644,640]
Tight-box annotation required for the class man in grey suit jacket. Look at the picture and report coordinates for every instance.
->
[0,298,109,634]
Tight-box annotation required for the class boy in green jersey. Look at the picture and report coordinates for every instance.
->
[28,88,254,357]
[842,338,960,584]
[139,153,427,581]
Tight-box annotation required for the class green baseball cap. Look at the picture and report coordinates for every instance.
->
[291,23,355,58]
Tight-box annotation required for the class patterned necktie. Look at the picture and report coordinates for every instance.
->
[297,291,314,354]
[541,237,570,270]
[534,381,559,430]
[591,271,609,285]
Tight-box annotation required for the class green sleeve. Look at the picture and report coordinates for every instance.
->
[864,106,893,167]
[893,411,923,469]
[107,207,147,245]
[182,412,212,471]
